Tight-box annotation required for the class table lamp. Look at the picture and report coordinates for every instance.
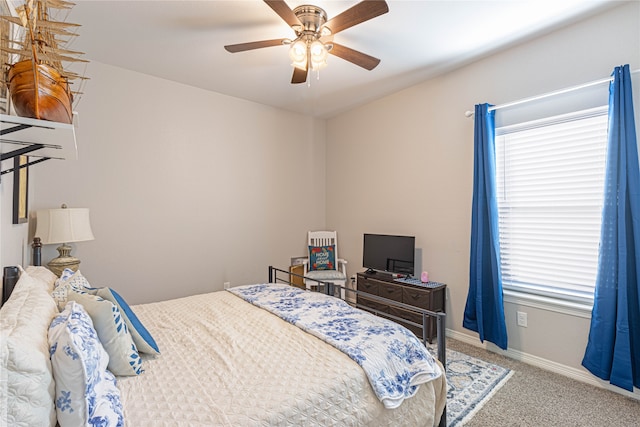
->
[35,204,95,277]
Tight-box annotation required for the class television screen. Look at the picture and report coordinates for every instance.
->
[363,234,415,276]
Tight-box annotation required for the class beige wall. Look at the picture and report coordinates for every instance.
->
[2,61,327,304]
[326,2,639,396]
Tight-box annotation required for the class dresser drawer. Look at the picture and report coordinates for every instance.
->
[356,273,446,344]
[403,286,444,311]
[378,282,403,302]
[357,277,379,296]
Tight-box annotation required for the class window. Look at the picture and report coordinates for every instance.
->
[495,107,608,305]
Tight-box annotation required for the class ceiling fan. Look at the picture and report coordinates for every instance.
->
[224,0,389,84]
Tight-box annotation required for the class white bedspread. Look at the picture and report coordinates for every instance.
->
[229,284,442,409]
[116,290,446,426]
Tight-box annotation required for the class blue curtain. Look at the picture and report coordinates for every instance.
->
[463,103,508,350]
[582,64,640,392]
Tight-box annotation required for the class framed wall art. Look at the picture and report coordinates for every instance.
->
[12,155,28,224]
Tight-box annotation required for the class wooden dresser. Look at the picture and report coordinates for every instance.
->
[356,272,446,342]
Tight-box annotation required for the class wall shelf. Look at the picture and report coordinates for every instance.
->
[0,114,78,175]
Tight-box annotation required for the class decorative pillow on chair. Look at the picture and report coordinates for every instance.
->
[308,245,336,271]
[66,290,143,376]
[92,287,160,355]
[48,301,124,427]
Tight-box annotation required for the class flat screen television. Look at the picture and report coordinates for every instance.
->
[363,233,415,276]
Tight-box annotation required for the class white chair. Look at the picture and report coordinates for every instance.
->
[303,231,348,299]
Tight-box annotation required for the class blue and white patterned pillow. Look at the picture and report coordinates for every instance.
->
[66,290,143,376]
[51,270,95,311]
[93,287,160,355]
[48,301,124,427]
[58,268,76,282]
[52,270,158,357]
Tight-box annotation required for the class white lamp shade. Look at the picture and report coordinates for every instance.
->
[35,208,95,245]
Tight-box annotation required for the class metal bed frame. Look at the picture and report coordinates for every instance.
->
[269,266,447,427]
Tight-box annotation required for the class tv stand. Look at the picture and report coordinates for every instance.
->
[356,271,446,343]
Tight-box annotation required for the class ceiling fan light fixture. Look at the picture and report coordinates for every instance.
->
[309,40,326,58]
[289,39,307,68]
[309,40,328,70]
[224,1,389,84]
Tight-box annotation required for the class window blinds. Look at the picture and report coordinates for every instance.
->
[495,107,608,304]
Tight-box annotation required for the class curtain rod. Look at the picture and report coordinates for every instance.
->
[464,68,640,118]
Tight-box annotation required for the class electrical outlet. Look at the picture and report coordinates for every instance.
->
[517,311,528,327]
[223,282,231,290]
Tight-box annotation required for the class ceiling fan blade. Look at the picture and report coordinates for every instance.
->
[291,65,308,84]
[329,43,380,70]
[323,0,389,35]
[224,39,288,53]
[264,0,302,28]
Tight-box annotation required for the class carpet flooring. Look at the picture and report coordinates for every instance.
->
[445,339,639,426]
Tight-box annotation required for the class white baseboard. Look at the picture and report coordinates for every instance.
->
[446,329,640,400]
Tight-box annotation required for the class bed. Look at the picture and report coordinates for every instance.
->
[1,261,447,427]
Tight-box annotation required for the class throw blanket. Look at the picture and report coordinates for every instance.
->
[228,284,442,409]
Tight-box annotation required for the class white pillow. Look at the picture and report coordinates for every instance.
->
[24,266,58,292]
[49,301,124,426]
[0,268,58,427]
[66,290,143,376]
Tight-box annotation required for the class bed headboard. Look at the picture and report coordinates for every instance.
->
[33,237,42,267]
[1,238,43,307]
[2,266,20,307]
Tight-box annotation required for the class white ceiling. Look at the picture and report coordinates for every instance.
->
[59,0,618,118]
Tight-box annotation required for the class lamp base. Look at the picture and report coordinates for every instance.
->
[47,256,80,277]
[47,243,80,277]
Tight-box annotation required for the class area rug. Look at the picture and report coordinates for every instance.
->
[429,346,514,426]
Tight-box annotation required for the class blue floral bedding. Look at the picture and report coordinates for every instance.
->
[228,283,442,409]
